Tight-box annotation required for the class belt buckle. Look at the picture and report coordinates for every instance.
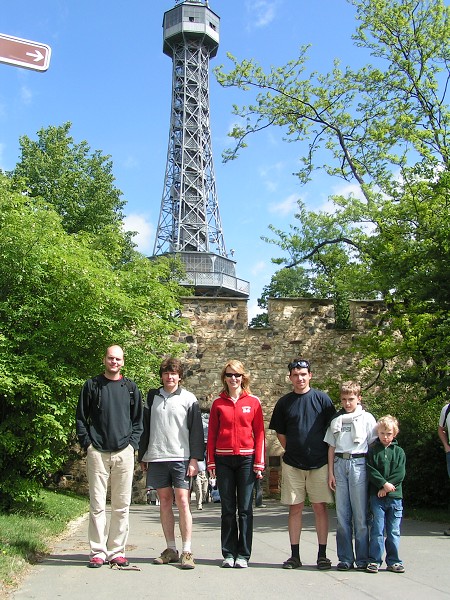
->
[342,452,351,459]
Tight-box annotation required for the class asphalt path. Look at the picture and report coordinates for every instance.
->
[8,500,450,600]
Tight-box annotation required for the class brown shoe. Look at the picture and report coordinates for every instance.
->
[180,551,195,569]
[153,548,179,565]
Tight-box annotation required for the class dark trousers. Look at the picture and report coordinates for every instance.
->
[215,455,255,560]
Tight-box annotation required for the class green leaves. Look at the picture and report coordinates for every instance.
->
[218,1,450,398]
[0,124,189,507]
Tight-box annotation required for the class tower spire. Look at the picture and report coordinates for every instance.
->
[153,0,249,297]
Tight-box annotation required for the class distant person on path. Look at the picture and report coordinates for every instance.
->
[76,345,143,568]
[207,359,265,569]
[138,357,204,570]
[437,402,450,536]
[366,415,406,574]
[269,358,336,570]
[194,459,209,510]
[324,381,377,570]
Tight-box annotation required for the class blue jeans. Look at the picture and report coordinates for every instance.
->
[368,495,403,566]
[215,455,255,560]
[334,457,369,566]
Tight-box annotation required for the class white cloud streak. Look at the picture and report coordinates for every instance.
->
[123,213,154,255]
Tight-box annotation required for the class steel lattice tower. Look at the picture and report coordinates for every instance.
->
[153,0,249,297]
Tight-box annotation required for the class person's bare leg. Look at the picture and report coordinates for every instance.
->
[288,502,304,544]
[312,501,329,544]
[157,487,176,545]
[174,487,192,545]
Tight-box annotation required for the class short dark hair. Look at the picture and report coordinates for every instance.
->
[159,357,183,379]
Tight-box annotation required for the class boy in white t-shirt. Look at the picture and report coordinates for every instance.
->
[325,381,377,571]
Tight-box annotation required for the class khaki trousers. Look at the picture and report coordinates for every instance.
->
[86,444,135,561]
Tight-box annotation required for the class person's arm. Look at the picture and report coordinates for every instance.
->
[206,402,219,473]
[137,393,153,463]
[386,447,406,488]
[187,400,205,460]
[366,448,387,491]
[327,445,336,492]
[187,458,199,477]
[438,425,450,453]
[277,433,287,449]
[129,384,143,450]
[75,381,92,450]
[252,400,266,472]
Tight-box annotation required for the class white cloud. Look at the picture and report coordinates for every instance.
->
[332,181,365,201]
[20,85,33,105]
[258,160,285,192]
[123,155,139,169]
[251,260,266,276]
[247,298,263,321]
[123,213,154,255]
[246,1,279,28]
[269,192,299,216]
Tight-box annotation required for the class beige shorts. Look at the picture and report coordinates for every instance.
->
[280,462,333,505]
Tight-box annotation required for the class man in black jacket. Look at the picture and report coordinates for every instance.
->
[76,345,143,568]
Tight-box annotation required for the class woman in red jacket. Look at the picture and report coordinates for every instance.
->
[206,359,265,569]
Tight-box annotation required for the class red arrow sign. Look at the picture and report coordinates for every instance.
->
[0,33,51,72]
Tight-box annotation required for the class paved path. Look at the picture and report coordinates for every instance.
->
[9,500,450,600]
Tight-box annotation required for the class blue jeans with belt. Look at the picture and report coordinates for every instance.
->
[368,495,403,566]
[334,456,369,567]
[215,455,255,560]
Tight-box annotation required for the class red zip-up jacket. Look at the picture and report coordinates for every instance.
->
[206,390,265,471]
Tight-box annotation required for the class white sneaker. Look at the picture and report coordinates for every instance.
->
[234,557,248,568]
[221,557,235,568]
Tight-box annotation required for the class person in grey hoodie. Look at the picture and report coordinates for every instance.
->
[139,357,204,570]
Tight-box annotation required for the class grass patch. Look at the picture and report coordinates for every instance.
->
[0,489,88,594]
[404,506,449,523]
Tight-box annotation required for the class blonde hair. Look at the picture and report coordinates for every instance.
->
[340,381,361,396]
[221,359,251,395]
[377,414,399,437]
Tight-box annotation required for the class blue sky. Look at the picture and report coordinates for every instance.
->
[0,0,361,319]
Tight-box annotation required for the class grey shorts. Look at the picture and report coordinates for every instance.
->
[146,460,191,490]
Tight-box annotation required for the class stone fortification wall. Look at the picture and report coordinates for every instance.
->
[177,296,383,481]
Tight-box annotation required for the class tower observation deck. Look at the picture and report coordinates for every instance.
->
[153,0,249,298]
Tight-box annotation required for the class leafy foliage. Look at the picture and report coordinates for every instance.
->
[216,0,450,506]
[0,126,188,507]
[217,0,450,393]
[249,266,312,327]
[11,122,135,261]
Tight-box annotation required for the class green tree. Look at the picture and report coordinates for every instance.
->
[0,173,187,508]
[249,265,312,327]
[11,122,135,261]
[216,0,450,398]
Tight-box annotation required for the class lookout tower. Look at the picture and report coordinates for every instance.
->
[153,0,249,298]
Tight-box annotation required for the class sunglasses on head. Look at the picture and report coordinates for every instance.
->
[288,360,310,371]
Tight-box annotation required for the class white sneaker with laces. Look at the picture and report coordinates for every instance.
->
[234,557,248,568]
[221,557,235,568]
